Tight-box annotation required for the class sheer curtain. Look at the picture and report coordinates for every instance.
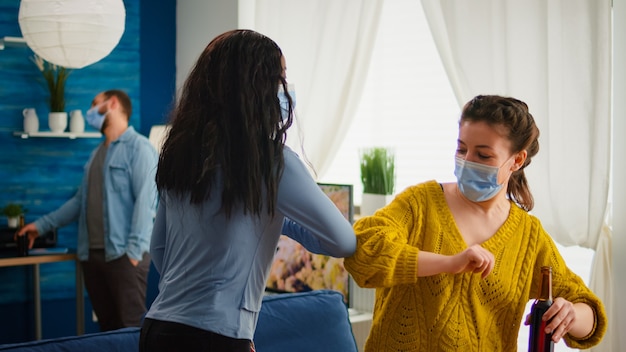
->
[420,1,613,350]
[245,0,383,176]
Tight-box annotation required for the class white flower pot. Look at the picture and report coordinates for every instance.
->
[360,193,394,216]
[49,112,68,133]
[7,216,19,228]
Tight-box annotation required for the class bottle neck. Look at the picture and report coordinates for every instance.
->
[537,266,552,301]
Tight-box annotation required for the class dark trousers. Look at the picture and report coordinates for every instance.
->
[139,318,254,352]
[81,249,150,331]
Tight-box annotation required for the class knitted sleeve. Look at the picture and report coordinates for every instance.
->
[344,185,426,288]
[531,223,608,349]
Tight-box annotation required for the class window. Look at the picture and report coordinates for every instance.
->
[321,0,459,204]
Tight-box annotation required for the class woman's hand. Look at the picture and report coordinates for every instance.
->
[541,297,576,342]
[449,244,495,279]
[416,244,494,278]
[524,298,594,343]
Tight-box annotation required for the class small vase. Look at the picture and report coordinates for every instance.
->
[69,109,85,133]
[7,216,19,228]
[48,112,68,133]
[23,108,39,134]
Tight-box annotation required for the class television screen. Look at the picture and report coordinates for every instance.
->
[266,183,353,304]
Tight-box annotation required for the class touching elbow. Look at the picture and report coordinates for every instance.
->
[333,235,357,258]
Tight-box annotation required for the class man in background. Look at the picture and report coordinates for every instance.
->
[17,89,158,331]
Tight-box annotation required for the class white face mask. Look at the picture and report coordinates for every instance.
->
[277,84,296,120]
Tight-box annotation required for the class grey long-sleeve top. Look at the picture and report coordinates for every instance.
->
[145,146,356,340]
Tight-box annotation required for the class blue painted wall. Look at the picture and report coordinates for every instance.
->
[140,0,177,133]
[0,0,175,343]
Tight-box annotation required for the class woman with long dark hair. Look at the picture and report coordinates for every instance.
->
[139,30,356,352]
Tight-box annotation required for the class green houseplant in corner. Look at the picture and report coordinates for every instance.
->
[2,203,27,228]
[360,147,395,216]
[354,147,396,313]
[32,54,71,133]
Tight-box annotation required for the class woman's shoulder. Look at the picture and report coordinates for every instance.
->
[505,203,551,244]
[510,202,543,226]
[386,180,447,214]
[281,146,310,176]
[282,145,298,159]
[399,180,443,198]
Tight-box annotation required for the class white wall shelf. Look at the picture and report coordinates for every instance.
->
[13,131,102,139]
[0,36,27,50]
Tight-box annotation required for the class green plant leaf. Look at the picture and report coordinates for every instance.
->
[32,55,71,113]
[2,203,27,217]
[360,147,395,195]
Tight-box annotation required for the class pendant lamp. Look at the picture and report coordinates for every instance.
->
[18,0,126,69]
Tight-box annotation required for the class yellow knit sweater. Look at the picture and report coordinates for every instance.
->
[345,180,607,352]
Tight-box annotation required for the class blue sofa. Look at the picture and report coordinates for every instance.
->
[0,290,357,352]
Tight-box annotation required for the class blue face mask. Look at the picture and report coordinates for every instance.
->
[278,84,296,120]
[85,102,108,131]
[454,156,503,202]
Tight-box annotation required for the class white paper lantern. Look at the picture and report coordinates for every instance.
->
[18,0,126,69]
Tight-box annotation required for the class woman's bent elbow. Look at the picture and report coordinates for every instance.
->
[334,235,357,257]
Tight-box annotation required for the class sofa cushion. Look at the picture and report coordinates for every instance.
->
[0,327,140,352]
[254,290,357,352]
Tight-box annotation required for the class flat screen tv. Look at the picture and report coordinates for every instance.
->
[266,183,353,304]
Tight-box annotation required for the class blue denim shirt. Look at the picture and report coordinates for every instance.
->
[35,127,159,261]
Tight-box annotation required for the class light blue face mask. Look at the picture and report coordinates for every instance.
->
[85,102,108,131]
[85,103,108,131]
[278,84,296,120]
[454,156,503,202]
[85,101,109,131]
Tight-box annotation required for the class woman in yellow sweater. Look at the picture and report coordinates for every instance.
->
[344,95,607,351]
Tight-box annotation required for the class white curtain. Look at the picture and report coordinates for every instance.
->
[420,1,613,350]
[247,0,383,177]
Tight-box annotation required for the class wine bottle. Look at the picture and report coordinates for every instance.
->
[528,266,554,352]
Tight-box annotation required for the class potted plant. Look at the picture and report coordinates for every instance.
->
[2,203,27,228]
[359,147,395,216]
[32,54,71,133]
